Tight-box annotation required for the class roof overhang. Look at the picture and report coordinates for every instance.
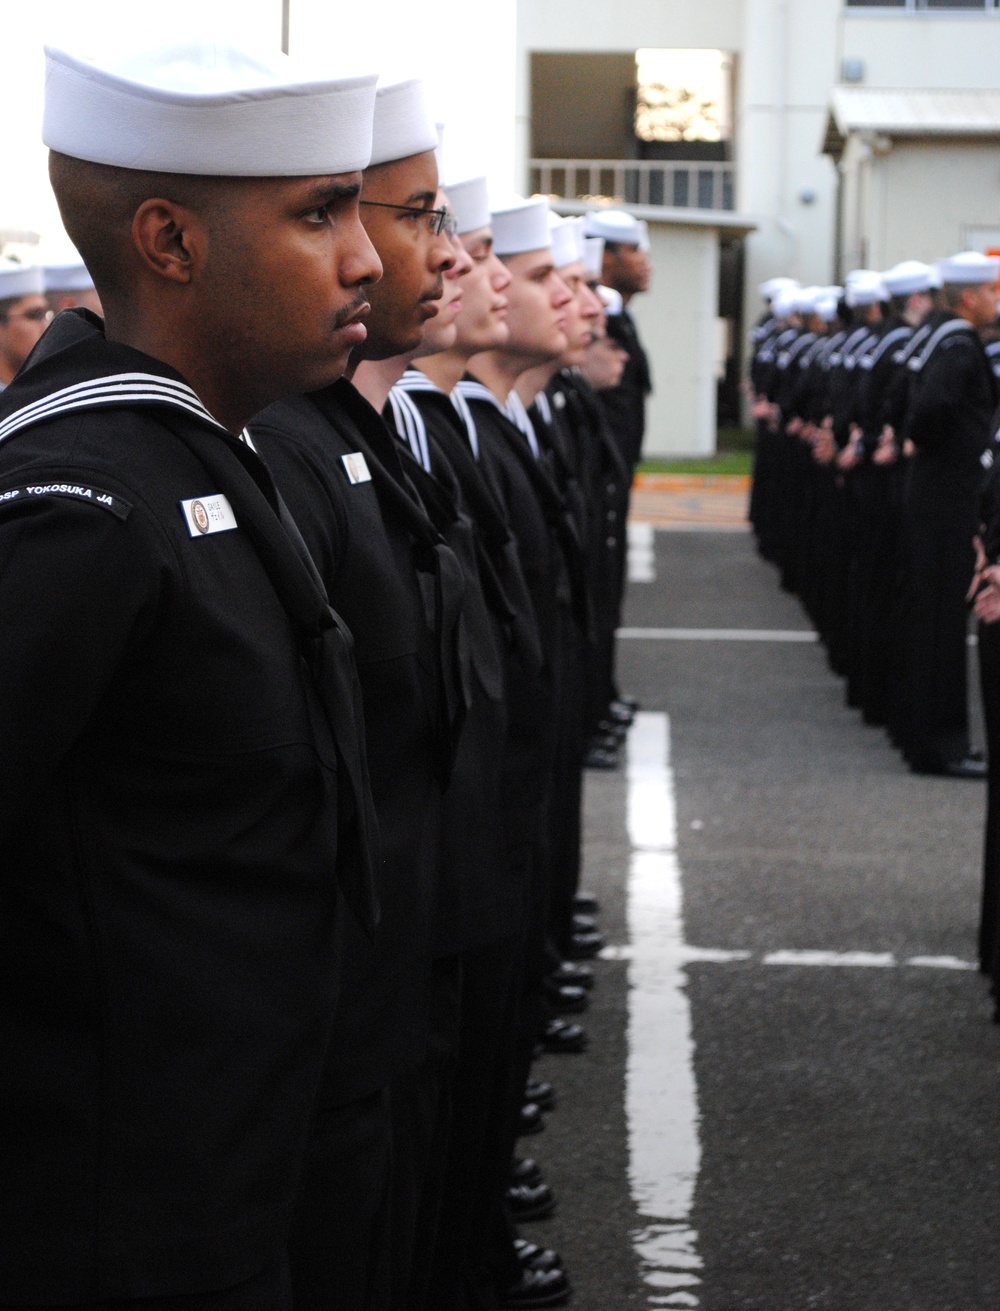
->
[823,86,1000,162]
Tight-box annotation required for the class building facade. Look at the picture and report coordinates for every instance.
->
[516,0,1000,455]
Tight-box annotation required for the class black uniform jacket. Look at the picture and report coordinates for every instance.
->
[252,379,465,1100]
[907,318,998,483]
[387,375,543,950]
[601,306,652,470]
[0,312,365,1302]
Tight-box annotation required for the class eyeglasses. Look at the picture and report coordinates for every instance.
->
[360,200,456,238]
[1,307,53,325]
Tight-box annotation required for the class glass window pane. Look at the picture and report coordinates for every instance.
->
[845,1,906,7]
[921,0,987,8]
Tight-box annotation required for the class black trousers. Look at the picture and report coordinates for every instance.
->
[901,468,977,771]
[0,1260,291,1311]
[287,1089,393,1311]
[978,618,1000,983]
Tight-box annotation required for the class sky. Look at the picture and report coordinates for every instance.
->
[1,0,517,249]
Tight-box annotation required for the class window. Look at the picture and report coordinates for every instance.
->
[846,0,1000,9]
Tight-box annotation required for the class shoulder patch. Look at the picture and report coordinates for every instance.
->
[0,482,132,520]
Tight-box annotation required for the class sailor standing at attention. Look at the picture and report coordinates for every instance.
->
[0,258,51,389]
[0,38,381,1310]
[250,75,466,1311]
[901,250,999,778]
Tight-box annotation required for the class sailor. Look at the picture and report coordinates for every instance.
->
[900,250,999,777]
[42,250,103,316]
[0,258,50,388]
[0,38,380,1309]
[851,261,937,728]
[584,208,652,474]
[248,76,465,1311]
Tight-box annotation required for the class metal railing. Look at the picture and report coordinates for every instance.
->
[529,159,735,212]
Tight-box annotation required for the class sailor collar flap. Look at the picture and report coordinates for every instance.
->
[908,317,976,373]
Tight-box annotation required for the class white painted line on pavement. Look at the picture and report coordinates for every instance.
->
[617,627,818,642]
[628,521,657,583]
[602,944,977,971]
[908,955,978,970]
[625,713,704,1308]
[763,949,895,968]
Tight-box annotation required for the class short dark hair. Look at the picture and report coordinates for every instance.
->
[0,294,28,322]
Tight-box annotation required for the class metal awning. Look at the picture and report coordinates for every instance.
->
[822,86,1000,160]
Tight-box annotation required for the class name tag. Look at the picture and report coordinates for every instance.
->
[180,493,238,537]
[341,452,372,485]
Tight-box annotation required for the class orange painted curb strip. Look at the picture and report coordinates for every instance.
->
[632,473,752,493]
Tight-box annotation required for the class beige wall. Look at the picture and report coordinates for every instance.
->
[841,13,1000,91]
[630,224,720,459]
[737,0,841,325]
[514,0,1000,445]
[842,136,1000,272]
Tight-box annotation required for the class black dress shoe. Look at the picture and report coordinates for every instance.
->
[518,1101,545,1135]
[572,912,597,933]
[573,892,600,914]
[542,978,588,1014]
[566,929,605,959]
[944,756,988,779]
[598,715,628,739]
[590,730,621,752]
[605,700,634,726]
[505,1182,556,1221]
[584,744,619,770]
[514,1239,564,1273]
[511,1156,543,1187]
[524,1079,556,1111]
[539,1018,588,1053]
[550,960,595,990]
[499,1267,571,1309]
[914,756,988,779]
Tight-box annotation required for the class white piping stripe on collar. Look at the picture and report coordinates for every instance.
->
[503,390,541,460]
[859,325,912,371]
[386,386,432,473]
[397,367,481,460]
[449,389,479,460]
[534,391,553,426]
[396,369,443,394]
[908,317,974,372]
[456,378,505,414]
[0,371,230,446]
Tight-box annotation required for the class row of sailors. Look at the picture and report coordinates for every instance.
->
[749,249,999,780]
[0,39,654,1311]
[749,251,1000,1028]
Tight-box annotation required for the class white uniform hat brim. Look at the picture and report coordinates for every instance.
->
[43,259,95,293]
[444,175,490,236]
[43,43,378,176]
[937,251,1000,285]
[367,77,438,168]
[0,260,45,300]
[490,197,552,257]
[583,237,604,279]
[881,261,935,297]
[584,209,643,246]
[548,214,585,269]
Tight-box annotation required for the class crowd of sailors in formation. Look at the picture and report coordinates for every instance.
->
[0,41,655,1307]
[747,251,1000,1023]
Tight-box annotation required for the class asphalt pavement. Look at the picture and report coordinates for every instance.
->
[526,525,999,1311]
